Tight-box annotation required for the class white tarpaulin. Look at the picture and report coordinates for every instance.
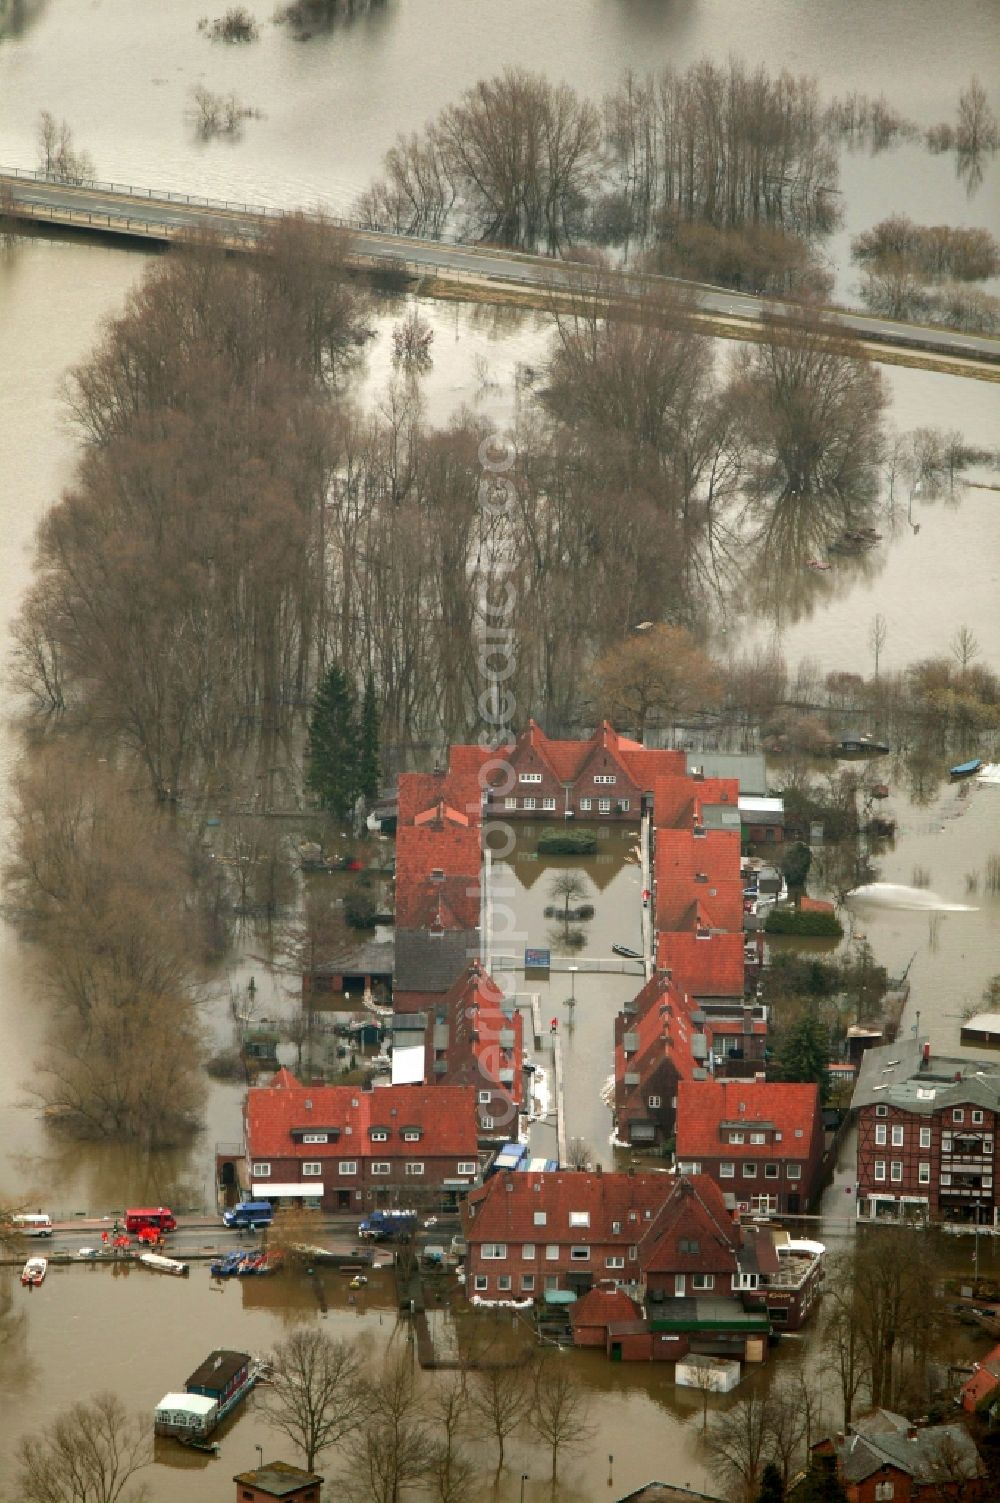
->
[391,1043,426,1086]
[252,1183,324,1197]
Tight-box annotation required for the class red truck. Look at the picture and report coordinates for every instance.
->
[123,1207,177,1235]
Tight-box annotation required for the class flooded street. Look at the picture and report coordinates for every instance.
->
[1,0,1000,1490]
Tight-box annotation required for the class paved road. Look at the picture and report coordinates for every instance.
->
[5,171,1000,371]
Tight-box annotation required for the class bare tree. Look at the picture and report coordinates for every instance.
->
[565,1136,593,1171]
[426,1377,476,1503]
[708,1386,776,1503]
[950,624,980,670]
[342,1351,435,1503]
[868,614,888,679]
[17,1392,150,1503]
[265,1329,368,1470]
[956,76,1000,155]
[548,869,591,928]
[37,110,95,182]
[529,1356,594,1482]
[468,1358,534,1471]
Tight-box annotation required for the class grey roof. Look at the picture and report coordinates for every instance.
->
[835,1415,981,1484]
[615,1487,725,1503]
[687,752,768,796]
[394,929,477,993]
[852,1037,1000,1115]
[316,938,394,979]
[700,805,742,833]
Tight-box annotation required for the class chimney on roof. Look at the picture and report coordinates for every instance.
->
[835,1432,845,1447]
[907,1426,918,1441]
[595,1164,603,1177]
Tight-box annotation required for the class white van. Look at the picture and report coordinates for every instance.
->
[13,1213,53,1238]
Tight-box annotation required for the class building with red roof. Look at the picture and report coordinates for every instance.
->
[481,720,684,821]
[570,1284,643,1347]
[654,829,744,934]
[425,961,523,1140]
[656,931,746,1003]
[392,816,482,1014]
[675,1079,824,1215]
[960,1344,1000,1414]
[244,1070,480,1211]
[614,973,710,1147]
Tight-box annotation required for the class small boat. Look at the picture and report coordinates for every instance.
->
[139,1251,190,1277]
[211,1251,244,1278]
[612,943,642,960]
[950,758,982,779]
[835,735,890,759]
[806,558,831,571]
[349,1274,369,1289]
[21,1257,47,1287]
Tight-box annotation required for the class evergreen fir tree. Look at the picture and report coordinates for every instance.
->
[756,1461,785,1503]
[306,663,359,821]
[359,672,381,803]
[794,1452,849,1503]
[774,1012,830,1102]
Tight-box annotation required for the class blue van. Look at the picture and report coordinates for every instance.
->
[222,1200,273,1230]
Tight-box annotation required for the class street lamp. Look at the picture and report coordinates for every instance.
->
[520,1475,529,1503]
[566,966,579,1008]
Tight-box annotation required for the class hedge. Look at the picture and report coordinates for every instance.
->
[765,907,844,938]
[537,829,598,856]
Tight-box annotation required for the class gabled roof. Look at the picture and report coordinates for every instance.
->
[653,775,740,831]
[852,1036,1000,1115]
[464,1169,677,1246]
[498,721,683,790]
[394,929,478,994]
[431,962,523,1109]
[655,828,743,933]
[657,932,746,999]
[247,1081,479,1160]
[616,977,707,1109]
[641,1176,739,1275]
[394,873,480,931]
[395,823,481,882]
[832,1416,982,1484]
[676,1079,822,1161]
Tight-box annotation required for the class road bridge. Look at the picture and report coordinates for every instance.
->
[3,166,1000,379]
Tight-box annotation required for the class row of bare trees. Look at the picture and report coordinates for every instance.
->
[357,59,838,251]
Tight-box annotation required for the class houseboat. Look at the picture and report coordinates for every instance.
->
[21,1257,47,1287]
[835,734,890,759]
[154,1349,257,1441]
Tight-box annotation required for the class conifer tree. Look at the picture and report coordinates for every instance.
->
[774,1012,830,1102]
[306,664,359,821]
[359,673,381,803]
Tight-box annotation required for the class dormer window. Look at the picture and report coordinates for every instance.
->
[568,1211,590,1229]
[370,1129,389,1142]
[430,868,444,881]
[403,1128,422,1142]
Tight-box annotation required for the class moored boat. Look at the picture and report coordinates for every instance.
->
[835,734,890,758]
[155,1350,258,1441]
[139,1251,189,1277]
[21,1257,47,1287]
[949,758,982,779]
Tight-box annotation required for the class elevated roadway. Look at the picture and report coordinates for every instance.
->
[4,167,1000,379]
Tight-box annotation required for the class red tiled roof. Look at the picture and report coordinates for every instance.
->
[394,873,480,931]
[431,962,524,1109]
[464,1169,678,1245]
[570,1286,642,1328]
[655,829,743,933]
[616,976,704,1106]
[395,824,481,881]
[676,1079,822,1161]
[619,746,686,788]
[642,1176,739,1274]
[247,1081,479,1160]
[657,931,746,998]
[652,775,739,830]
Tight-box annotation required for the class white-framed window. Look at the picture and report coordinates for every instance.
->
[403,1129,421,1142]
[498,1275,512,1291]
[543,797,556,810]
[252,1163,271,1177]
[482,1243,507,1260]
[579,798,592,811]
[875,1124,887,1146]
[405,1162,424,1176]
[606,1255,624,1269]
[692,1274,714,1291]
[546,1245,559,1261]
[743,1163,757,1178]
[720,1163,735,1178]
[570,1246,590,1261]
[474,1275,488,1292]
[594,774,617,784]
[874,1160,886,1181]
[919,1127,932,1149]
[676,1161,701,1175]
[521,1274,535,1291]
[544,1274,559,1291]
[481,1116,494,1130]
[522,1243,535,1260]
[302,1162,322,1176]
[765,1163,779,1179]
[954,1109,965,1124]
[890,1162,903,1182]
[648,1095,661,1109]
[478,1090,492,1104]
[973,1110,984,1125]
[729,1132,745,1144]
[629,1246,638,1261]
[302,1134,328,1144]
[786,1164,801,1180]
[569,1211,590,1228]
[505,797,517,810]
[457,1161,477,1176]
[339,1161,357,1175]
[371,1162,391,1175]
[619,799,630,812]
[598,798,611,813]
[875,1104,887,1118]
[918,1163,930,1184]
[371,1129,388,1142]
[891,1125,904,1147]
[794,1128,804,1139]
[519,772,542,783]
[533,1211,546,1226]
[523,797,536,810]
[874,1483,895,1501]
[750,1132,766,1145]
